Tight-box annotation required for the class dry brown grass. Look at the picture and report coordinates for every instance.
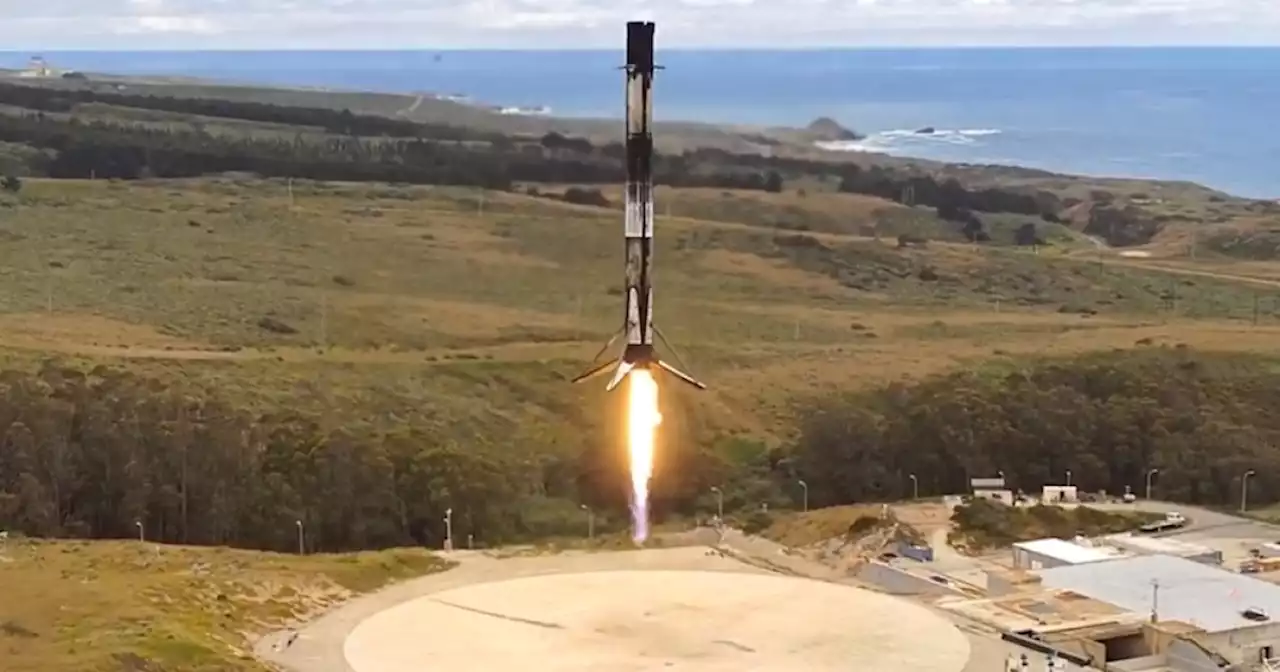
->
[759,505,887,547]
[697,249,848,294]
[0,176,1279,443]
[0,537,450,672]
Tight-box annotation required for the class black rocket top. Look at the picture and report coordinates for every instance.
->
[627,22,655,72]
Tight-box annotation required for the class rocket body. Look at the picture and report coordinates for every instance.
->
[572,21,705,392]
[618,21,658,387]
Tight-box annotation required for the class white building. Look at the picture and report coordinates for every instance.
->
[1037,554,1280,668]
[18,56,54,78]
[971,476,1014,506]
[1101,533,1223,566]
[1011,538,1127,570]
[1041,485,1078,503]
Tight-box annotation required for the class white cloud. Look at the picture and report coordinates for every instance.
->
[0,0,1277,48]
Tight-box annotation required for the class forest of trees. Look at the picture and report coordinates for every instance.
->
[790,349,1277,510]
[0,350,1274,553]
[0,81,1066,225]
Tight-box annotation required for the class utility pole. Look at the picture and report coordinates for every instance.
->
[1254,293,1261,326]
[1242,470,1257,513]
[581,504,595,540]
[1150,579,1160,623]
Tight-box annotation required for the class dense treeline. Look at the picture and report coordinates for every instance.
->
[0,82,500,143]
[3,350,1274,554]
[0,113,791,191]
[789,349,1279,510]
[0,363,732,552]
[0,81,1066,224]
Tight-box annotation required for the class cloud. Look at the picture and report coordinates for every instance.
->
[1,0,1278,48]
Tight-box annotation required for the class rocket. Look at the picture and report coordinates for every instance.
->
[572,21,707,393]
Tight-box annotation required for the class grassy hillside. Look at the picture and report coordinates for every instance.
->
[3,177,1280,444]
[0,75,834,154]
[0,175,1279,670]
[3,74,1276,259]
[0,537,449,672]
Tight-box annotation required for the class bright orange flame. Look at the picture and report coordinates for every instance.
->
[627,368,661,543]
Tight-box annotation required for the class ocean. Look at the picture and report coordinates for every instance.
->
[2,48,1277,199]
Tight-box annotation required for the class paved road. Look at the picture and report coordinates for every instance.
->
[1090,500,1279,537]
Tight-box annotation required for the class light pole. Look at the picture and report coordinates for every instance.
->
[1066,470,1072,487]
[444,508,453,551]
[581,504,595,539]
[1145,468,1159,500]
[908,474,918,500]
[295,519,305,555]
[798,480,808,513]
[710,487,723,520]
[1242,470,1257,513]
[134,520,143,543]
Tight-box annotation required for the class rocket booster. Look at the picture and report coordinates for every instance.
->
[571,21,706,393]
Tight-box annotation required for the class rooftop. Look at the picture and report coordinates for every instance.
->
[1102,534,1218,557]
[1037,554,1280,633]
[1014,538,1127,565]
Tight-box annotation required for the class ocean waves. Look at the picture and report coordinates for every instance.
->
[817,127,1002,154]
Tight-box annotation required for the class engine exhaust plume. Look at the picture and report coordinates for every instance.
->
[627,368,661,543]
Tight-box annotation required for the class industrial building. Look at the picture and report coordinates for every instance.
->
[1101,533,1223,565]
[1011,538,1127,570]
[1041,485,1078,503]
[971,476,1015,505]
[1036,554,1280,668]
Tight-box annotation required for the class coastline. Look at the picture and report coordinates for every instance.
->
[0,65,1267,234]
[0,63,1271,201]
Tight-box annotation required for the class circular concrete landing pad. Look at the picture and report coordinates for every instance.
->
[344,570,971,671]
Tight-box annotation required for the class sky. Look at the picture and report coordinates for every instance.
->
[3,0,1280,49]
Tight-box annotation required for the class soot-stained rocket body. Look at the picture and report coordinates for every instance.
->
[572,21,706,393]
